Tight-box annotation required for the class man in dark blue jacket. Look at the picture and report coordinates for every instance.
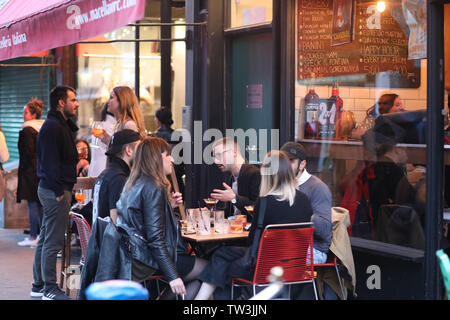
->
[31,85,79,300]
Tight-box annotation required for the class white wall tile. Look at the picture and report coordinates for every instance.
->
[354,99,374,112]
[349,87,371,99]
[336,87,350,98]
[405,100,427,110]
[342,98,355,110]
[295,85,307,97]
[314,86,330,98]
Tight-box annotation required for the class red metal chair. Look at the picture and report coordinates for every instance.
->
[314,251,346,299]
[70,212,92,265]
[147,275,167,298]
[231,222,318,300]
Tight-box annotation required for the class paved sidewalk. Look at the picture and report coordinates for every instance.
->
[0,228,80,300]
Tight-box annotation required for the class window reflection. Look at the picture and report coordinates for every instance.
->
[229,0,273,29]
[77,26,136,139]
[296,0,428,249]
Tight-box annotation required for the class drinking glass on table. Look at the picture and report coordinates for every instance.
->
[203,197,218,221]
[229,217,244,233]
[196,208,211,235]
[91,121,104,148]
[214,210,226,234]
[185,208,197,234]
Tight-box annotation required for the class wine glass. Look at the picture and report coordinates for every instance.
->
[74,190,86,204]
[244,205,254,218]
[203,197,218,224]
[91,121,104,148]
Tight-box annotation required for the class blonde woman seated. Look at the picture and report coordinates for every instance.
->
[116,137,207,299]
[195,150,314,300]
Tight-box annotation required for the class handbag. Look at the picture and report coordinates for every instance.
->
[242,197,267,269]
[0,163,6,202]
[116,223,160,271]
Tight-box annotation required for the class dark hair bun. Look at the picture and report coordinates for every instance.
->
[26,98,44,119]
[155,107,174,126]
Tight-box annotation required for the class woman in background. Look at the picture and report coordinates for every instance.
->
[100,86,147,145]
[17,98,44,247]
[75,139,91,177]
[352,93,405,140]
[153,106,185,196]
[367,93,404,118]
[88,103,116,177]
[0,124,8,164]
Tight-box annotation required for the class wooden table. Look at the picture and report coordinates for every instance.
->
[182,228,249,242]
[182,228,249,257]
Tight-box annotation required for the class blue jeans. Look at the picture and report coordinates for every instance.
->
[28,201,43,239]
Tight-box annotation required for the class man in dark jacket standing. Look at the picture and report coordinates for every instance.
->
[210,137,261,219]
[31,85,79,300]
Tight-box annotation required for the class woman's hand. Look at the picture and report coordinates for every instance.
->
[76,159,90,176]
[99,131,111,145]
[169,278,186,297]
[170,192,183,208]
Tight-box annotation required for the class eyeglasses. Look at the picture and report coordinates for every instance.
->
[213,148,232,159]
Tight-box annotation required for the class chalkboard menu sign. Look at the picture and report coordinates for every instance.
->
[297,0,420,88]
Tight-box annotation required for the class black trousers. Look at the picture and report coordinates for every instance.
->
[197,246,253,300]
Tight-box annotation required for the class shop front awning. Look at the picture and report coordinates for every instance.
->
[0,0,146,61]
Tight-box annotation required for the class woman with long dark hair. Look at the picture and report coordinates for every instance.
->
[116,137,207,299]
[194,150,314,300]
[352,93,405,140]
[367,93,404,118]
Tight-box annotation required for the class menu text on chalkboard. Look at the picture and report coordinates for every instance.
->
[297,0,420,88]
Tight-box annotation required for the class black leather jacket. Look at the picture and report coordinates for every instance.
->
[116,175,188,282]
[78,217,132,300]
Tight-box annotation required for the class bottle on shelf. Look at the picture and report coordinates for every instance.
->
[304,83,319,139]
[330,82,343,139]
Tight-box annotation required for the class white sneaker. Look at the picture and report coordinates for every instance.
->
[18,238,38,247]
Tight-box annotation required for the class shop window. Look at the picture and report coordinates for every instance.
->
[139,22,162,134]
[76,0,186,140]
[228,0,273,29]
[139,19,186,134]
[295,0,429,251]
[76,26,136,139]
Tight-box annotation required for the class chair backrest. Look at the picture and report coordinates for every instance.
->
[253,222,315,284]
[71,212,92,264]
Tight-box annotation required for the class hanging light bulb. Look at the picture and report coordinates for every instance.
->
[377,1,386,12]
